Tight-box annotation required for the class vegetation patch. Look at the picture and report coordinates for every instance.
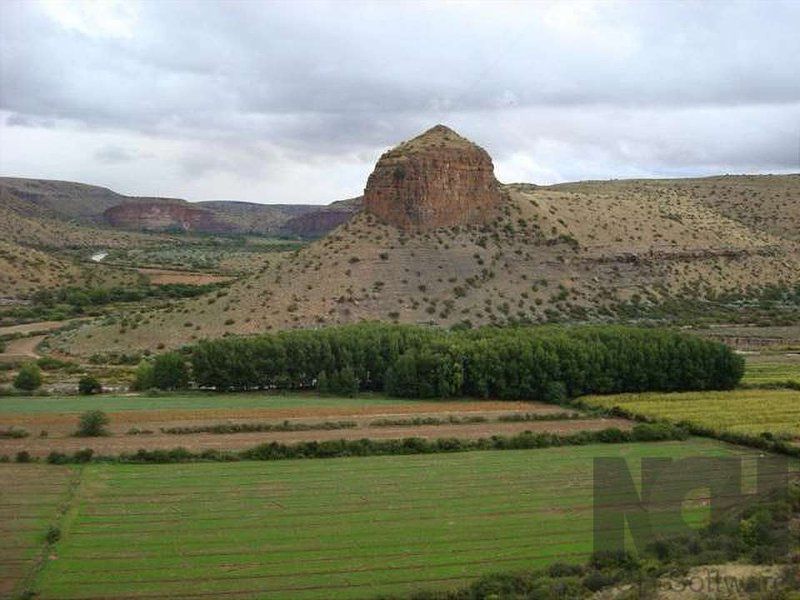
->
[18,440,781,600]
[160,420,358,435]
[189,323,743,398]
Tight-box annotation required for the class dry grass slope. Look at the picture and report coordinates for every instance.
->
[54,175,800,356]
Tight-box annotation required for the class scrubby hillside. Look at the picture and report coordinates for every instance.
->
[54,173,800,357]
[0,176,359,237]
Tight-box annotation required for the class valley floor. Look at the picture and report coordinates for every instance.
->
[5,440,758,600]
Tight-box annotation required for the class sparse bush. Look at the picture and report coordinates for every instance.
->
[14,362,42,391]
[76,410,109,437]
[0,427,29,439]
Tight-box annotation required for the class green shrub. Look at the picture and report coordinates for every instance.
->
[78,376,102,395]
[15,451,31,463]
[318,367,359,397]
[14,362,42,391]
[131,361,155,391]
[75,410,109,437]
[384,349,463,399]
[152,352,189,390]
[45,525,61,544]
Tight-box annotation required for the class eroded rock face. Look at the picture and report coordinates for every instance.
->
[281,197,362,238]
[363,125,503,231]
[103,201,232,233]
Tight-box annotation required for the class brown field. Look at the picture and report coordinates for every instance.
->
[0,400,626,457]
[0,417,627,457]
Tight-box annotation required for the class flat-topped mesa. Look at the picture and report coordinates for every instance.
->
[363,125,503,231]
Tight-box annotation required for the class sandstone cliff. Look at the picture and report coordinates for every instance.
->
[363,125,503,231]
[103,201,233,233]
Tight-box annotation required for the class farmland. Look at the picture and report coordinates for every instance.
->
[6,439,755,600]
[0,464,77,598]
[583,389,800,440]
[0,393,624,458]
[741,353,800,386]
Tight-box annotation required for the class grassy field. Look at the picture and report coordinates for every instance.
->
[0,464,77,598]
[584,389,800,439]
[742,358,800,385]
[12,439,753,600]
[0,392,426,414]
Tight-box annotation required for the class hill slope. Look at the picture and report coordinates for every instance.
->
[0,177,358,237]
[54,174,800,356]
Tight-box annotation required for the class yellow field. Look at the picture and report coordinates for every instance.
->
[583,389,800,440]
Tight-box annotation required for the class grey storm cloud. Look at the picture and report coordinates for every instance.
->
[0,0,798,203]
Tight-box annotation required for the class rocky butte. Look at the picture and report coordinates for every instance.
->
[363,124,504,231]
[103,201,232,233]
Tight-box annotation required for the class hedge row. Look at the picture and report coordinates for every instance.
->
[19,423,688,465]
[189,323,743,399]
[160,420,357,435]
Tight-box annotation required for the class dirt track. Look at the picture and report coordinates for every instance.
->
[0,320,67,336]
[0,334,45,361]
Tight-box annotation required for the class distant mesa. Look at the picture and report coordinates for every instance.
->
[103,201,231,233]
[363,124,504,231]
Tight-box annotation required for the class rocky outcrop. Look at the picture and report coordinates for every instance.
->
[281,197,362,238]
[363,125,503,231]
[103,201,233,233]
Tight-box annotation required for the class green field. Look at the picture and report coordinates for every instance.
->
[742,359,800,385]
[584,389,800,439]
[5,439,755,600]
[0,392,425,415]
[0,465,77,598]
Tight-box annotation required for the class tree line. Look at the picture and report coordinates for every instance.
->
[188,323,743,399]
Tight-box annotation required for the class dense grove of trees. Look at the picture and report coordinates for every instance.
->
[189,323,743,399]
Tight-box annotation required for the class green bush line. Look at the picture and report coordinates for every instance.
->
[369,416,488,427]
[740,380,800,391]
[576,400,800,460]
[496,412,583,423]
[27,423,687,465]
[159,420,358,435]
[189,323,743,398]
[369,413,585,427]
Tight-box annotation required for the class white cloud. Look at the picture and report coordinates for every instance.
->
[39,0,139,39]
[0,0,798,203]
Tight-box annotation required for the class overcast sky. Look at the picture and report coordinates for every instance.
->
[1,0,799,204]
